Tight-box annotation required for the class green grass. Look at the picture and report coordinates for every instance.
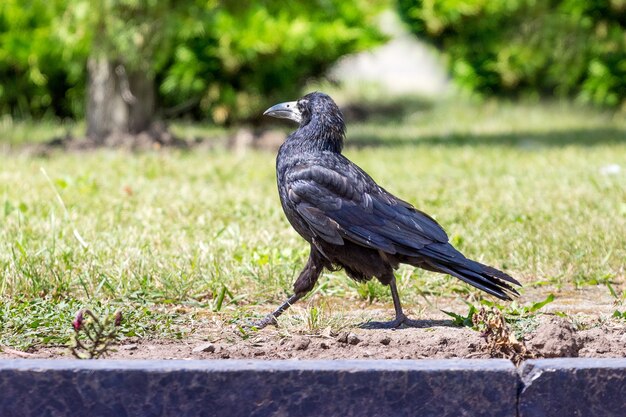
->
[1,98,625,349]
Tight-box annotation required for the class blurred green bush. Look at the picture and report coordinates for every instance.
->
[161,1,384,123]
[398,0,626,109]
[0,0,383,123]
[0,1,83,118]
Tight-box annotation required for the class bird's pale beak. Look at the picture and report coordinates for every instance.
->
[263,101,301,124]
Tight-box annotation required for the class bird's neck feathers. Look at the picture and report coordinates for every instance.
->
[292,112,345,153]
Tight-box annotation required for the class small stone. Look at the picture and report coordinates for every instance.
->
[337,332,349,344]
[347,333,360,345]
[321,326,333,338]
[192,343,216,353]
[121,344,138,351]
[379,336,391,346]
[320,342,330,349]
[295,338,311,351]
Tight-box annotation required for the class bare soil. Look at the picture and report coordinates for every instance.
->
[2,287,625,363]
[2,314,624,363]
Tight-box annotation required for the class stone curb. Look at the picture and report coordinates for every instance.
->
[519,359,626,417]
[0,359,625,417]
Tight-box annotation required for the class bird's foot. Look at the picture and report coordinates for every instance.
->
[244,314,278,330]
[359,314,422,329]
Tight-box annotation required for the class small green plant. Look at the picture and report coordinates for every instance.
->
[70,309,122,359]
[211,284,234,312]
[306,306,322,332]
[235,324,252,340]
[613,310,626,320]
[444,294,555,340]
[442,301,478,327]
[446,294,555,325]
[482,294,555,318]
[354,281,389,304]
[607,282,626,320]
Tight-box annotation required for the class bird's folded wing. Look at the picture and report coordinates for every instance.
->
[286,163,448,255]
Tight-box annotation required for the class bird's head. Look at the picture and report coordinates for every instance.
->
[264,92,345,152]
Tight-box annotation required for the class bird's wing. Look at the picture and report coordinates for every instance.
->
[285,158,448,255]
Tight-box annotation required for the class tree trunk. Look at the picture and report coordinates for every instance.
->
[86,55,155,143]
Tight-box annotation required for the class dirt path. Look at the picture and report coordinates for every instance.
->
[2,288,624,363]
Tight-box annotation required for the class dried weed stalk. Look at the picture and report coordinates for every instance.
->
[472,307,535,366]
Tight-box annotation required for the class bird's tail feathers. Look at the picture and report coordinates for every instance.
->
[426,258,521,301]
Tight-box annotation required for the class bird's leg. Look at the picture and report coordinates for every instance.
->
[360,276,420,329]
[389,276,408,323]
[249,246,324,329]
[249,293,304,329]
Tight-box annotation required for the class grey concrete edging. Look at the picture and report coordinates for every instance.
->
[519,359,626,417]
[0,358,625,417]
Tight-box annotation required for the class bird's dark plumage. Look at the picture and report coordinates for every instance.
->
[256,92,521,328]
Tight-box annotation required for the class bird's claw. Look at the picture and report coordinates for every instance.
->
[244,314,278,331]
[359,314,422,329]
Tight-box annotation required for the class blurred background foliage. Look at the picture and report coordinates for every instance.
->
[0,0,383,124]
[397,0,626,108]
[0,0,624,126]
